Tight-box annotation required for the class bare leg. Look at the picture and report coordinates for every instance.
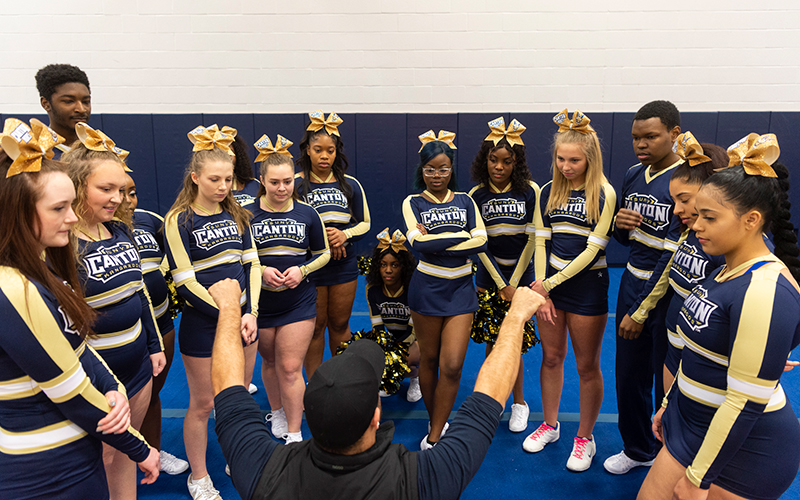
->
[566,312,607,438]
[243,341,258,387]
[258,326,282,411]
[407,340,420,379]
[104,378,152,500]
[411,311,443,431]
[140,327,175,450]
[637,446,686,500]
[538,309,569,427]
[305,286,329,379]
[274,318,315,433]
[182,355,215,480]
[325,280,357,356]
[663,364,675,396]
[428,313,472,443]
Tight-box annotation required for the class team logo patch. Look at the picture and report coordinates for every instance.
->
[58,306,79,337]
[481,198,526,220]
[671,243,709,284]
[420,206,467,229]
[252,219,307,243]
[680,285,718,332]
[306,187,347,208]
[193,220,241,250]
[133,228,159,252]
[625,193,671,231]
[83,242,141,283]
[549,196,587,222]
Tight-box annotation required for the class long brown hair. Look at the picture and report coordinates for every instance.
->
[547,130,607,224]
[166,147,252,232]
[0,152,96,338]
[256,153,299,201]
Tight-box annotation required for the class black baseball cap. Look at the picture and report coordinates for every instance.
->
[303,340,385,450]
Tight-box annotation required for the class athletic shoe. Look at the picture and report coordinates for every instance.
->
[248,383,258,395]
[159,449,189,475]
[187,473,222,500]
[284,432,303,444]
[508,402,530,433]
[566,436,596,472]
[379,390,391,398]
[522,422,560,453]
[427,421,449,437]
[603,450,655,475]
[420,435,436,451]
[224,464,230,477]
[406,377,422,402]
[265,407,287,439]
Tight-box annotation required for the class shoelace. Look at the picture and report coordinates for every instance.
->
[572,437,590,459]
[530,423,554,439]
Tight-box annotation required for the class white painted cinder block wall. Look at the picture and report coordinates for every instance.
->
[2,1,799,113]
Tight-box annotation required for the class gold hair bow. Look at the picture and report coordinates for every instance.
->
[307,110,343,137]
[75,122,132,171]
[675,132,711,167]
[254,134,293,162]
[418,130,457,153]
[187,124,236,156]
[376,228,408,253]
[553,109,594,134]
[1,118,64,177]
[484,117,526,147]
[727,133,780,178]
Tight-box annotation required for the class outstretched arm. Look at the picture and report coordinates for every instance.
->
[210,279,246,396]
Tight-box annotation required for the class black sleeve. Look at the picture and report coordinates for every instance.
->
[214,386,279,500]
[416,392,504,500]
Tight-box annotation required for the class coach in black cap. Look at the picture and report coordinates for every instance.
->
[208,278,545,500]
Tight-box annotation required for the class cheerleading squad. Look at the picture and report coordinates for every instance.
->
[0,63,798,500]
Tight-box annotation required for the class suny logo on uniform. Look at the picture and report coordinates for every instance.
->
[193,221,241,250]
[671,243,709,284]
[679,285,718,332]
[481,198,526,220]
[83,243,140,284]
[625,193,671,231]
[420,207,467,229]
[252,219,307,243]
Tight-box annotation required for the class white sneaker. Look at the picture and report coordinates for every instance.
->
[406,377,422,402]
[420,434,436,450]
[379,390,391,398]
[224,464,230,477]
[566,436,596,472]
[603,450,655,475]
[265,407,287,439]
[427,421,449,438]
[159,449,189,475]
[522,422,560,453]
[187,474,222,500]
[248,383,258,395]
[508,402,530,433]
[284,432,303,444]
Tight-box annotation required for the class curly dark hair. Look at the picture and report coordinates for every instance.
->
[35,64,90,102]
[230,135,255,186]
[469,137,532,193]
[296,128,353,206]
[366,246,416,290]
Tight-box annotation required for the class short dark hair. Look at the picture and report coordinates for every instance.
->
[35,64,91,102]
[633,100,680,131]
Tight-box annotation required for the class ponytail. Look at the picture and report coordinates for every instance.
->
[770,162,800,282]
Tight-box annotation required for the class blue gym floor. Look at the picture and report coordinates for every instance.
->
[138,267,800,499]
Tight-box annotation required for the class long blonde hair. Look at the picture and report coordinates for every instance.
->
[62,144,132,227]
[166,147,251,233]
[546,130,607,224]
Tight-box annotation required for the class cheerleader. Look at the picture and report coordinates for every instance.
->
[250,134,330,444]
[525,110,616,472]
[638,134,800,500]
[123,174,190,475]
[64,123,166,499]
[468,116,538,432]
[0,119,159,500]
[164,125,261,500]
[365,228,420,401]
[229,133,261,207]
[294,111,370,378]
[401,130,487,449]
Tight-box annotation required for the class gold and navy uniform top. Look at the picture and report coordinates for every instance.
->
[77,221,164,358]
[468,180,539,289]
[132,209,170,327]
[249,200,330,291]
[614,161,684,321]
[669,256,800,488]
[534,180,617,293]
[294,174,371,243]
[165,210,261,317]
[0,267,150,498]
[366,283,414,342]
[233,179,261,207]
[401,192,488,280]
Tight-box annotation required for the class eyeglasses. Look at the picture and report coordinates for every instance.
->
[422,167,452,177]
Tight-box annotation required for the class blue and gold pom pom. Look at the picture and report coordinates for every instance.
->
[470,288,539,353]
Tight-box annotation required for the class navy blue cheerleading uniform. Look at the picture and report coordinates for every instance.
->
[132,208,174,336]
[366,283,415,343]
[233,179,261,207]
[663,256,800,499]
[77,220,164,398]
[535,180,617,316]
[612,160,683,461]
[295,173,370,286]
[164,209,261,357]
[402,191,488,316]
[0,267,151,500]
[250,200,330,328]
[468,181,538,291]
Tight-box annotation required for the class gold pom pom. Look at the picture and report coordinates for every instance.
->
[164,271,185,320]
[337,327,411,394]
[470,287,539,353]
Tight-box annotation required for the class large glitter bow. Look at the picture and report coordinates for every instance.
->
[187,124,237,156]
[0,118,64,177]
[254,134,293,162]
[484,116,526,147]
[306,110,343,136]
[675,131,711,167]
[376,228,408,253]
[418,129,457,152]
[553,108,594,134]
[75,122,132,171]
[727,133,780,178]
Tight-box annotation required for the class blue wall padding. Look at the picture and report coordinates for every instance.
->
[4,111,800,266]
